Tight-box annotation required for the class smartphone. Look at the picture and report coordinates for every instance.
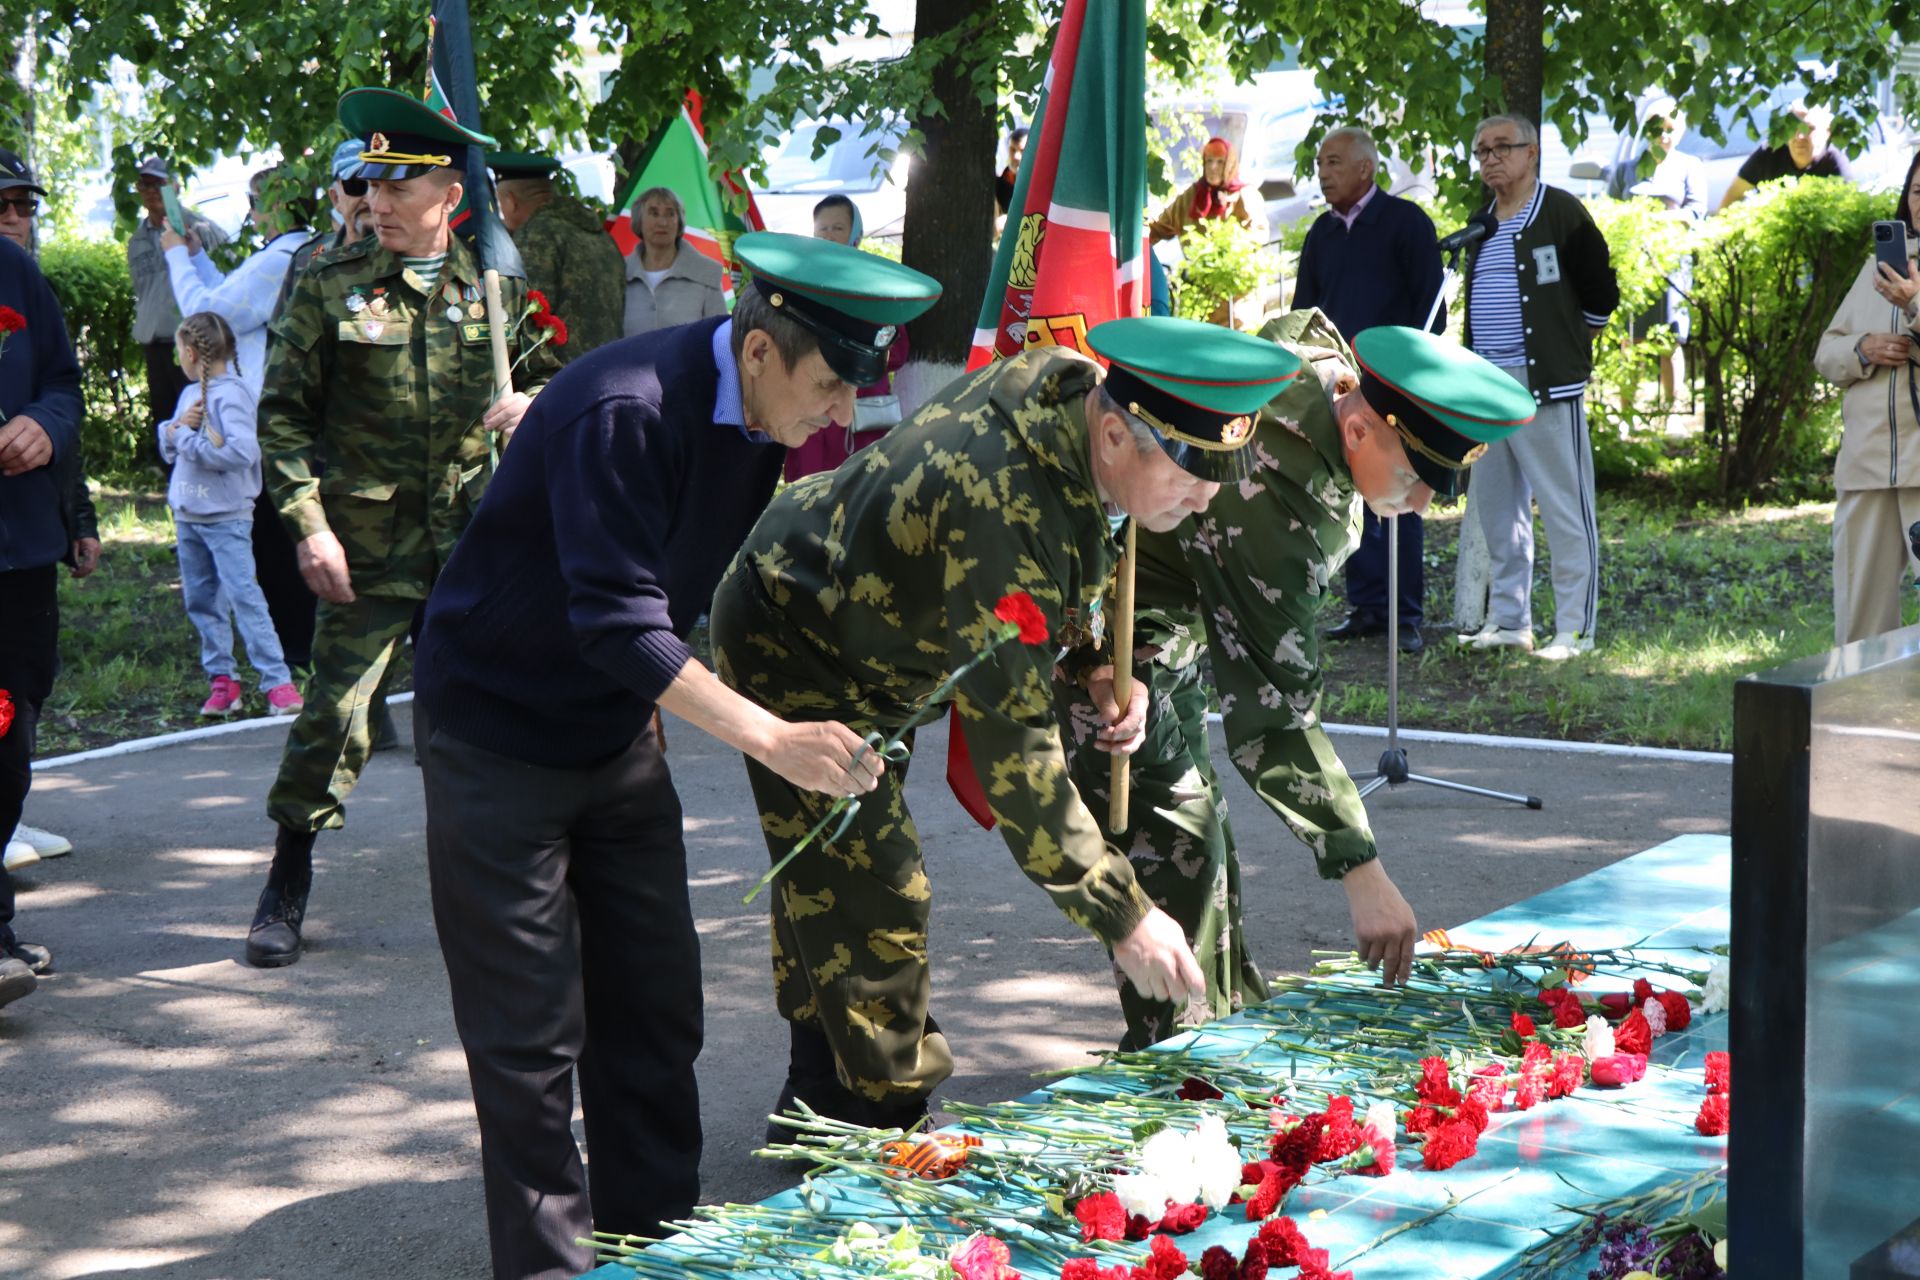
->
[1874,220,1909,278]
[160,183,187,236]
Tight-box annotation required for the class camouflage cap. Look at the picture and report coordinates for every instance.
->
[1352,325,1537,498]
[1087,316,1302,484]
[337,88,495,182]
[734,231,942,387]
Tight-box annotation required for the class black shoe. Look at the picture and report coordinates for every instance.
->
[764,1022,872,1150]
[370,702,402,753]
[0,956,35,1009]
[1326,611,1387,641]
[1398,626,1426,654]
[5,941,53,975]
[246,882,309,967]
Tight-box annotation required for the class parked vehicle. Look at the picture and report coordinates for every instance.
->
[752,117,910,243]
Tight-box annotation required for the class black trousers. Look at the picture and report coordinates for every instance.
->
[0,565,59,950]
[422,722,701,1280]
[1344,509,1426,628]
[143,339,191,472]
[251,488,316,668]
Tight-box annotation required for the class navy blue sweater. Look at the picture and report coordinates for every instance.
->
[1291,189,1446,340]
[415,316,786,767]
[0,238,83,572]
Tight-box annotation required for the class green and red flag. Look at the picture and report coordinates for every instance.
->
[949,0,1150,829]
[424,0,524,278]
[966,0,1148,369]
[607,89,763,299]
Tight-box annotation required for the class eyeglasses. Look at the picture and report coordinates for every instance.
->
[1472,140,1529,162]
[0,197,37,217]
[339,178,368,197]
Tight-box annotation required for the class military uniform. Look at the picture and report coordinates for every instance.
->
[712,318,1292,1118]
[246,87,558,970]
[507,193,623,359]
[1062,314,1536,1048]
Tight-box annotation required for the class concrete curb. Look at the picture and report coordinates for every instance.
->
[33,692,415,770]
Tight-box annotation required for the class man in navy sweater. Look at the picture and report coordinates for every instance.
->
[1292,126,1444,652]
[0,236,81,1012]
[413,232,941,1280]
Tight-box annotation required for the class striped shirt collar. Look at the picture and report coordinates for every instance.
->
[1485,181,1545,232]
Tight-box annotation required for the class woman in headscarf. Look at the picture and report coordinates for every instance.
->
[783,195,912,480]
[1149,135,1268,246]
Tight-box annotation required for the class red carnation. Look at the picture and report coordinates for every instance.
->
[1614,1008,1652,1056]
[1074,1192,1127,1242]
[1522,1041,1553,1070]
[529,311,569,347]
[1270,1114,1323,1169]
[1633,977,1656,1003]
[1123,1213,1154,1241]
[1177,1076,1225,1101]
[1513,1073,1545,1110]
[1704,1050,1731,1095]
[1548,1054,1586,1098]
[1144,1233,1189,1279]
[1318,1096,1364,1159]
[1695,1093,1731,1136]
[1296,1247,1355,1280]
[525,290,551,315]
[1657,990,1693,1032]
[1200,1246,1239,1280]
[1155,1202,1208,1235]
[1553,998,1588,1029]
[992,591,1050,644]
[949,1235,1019,1280]
[1599,992,1634,1018]
[1457,1094,1491,1133]
[1061,1262,1129,1280]
[1415,1057,1462,1107]
[1421,1116,1480,1170]
[1239,1239,1270,1280]
[0,306,23,337]
[1256,1216,1311,1266]
[0,689,13,741]
[1403,1103,1441,1137]
[1510,1011,1537,1037]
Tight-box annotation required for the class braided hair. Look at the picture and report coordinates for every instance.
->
[175,311,238,445]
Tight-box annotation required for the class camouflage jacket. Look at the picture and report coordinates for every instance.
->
[261,232,560,599]
[731,347,1154,944]
[1137,309,1375,878]
[511,194,626,360]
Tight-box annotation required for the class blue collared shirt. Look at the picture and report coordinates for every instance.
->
[711,319,774,443]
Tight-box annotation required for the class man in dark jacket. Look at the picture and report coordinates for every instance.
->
[1457,113,1619,662]
[0,236,82,1010]
[1293,126,1445,652]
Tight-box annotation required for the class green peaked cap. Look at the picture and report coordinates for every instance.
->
[733,231,943,387]
[1087,316,1302,484]
[488,151,562,180]
[1352,326,1537,499]
[338,89,493,182]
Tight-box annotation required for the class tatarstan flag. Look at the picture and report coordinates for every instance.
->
[966,0,1148,368]
[949,0,1149,830]
[607,89,763,299]
[424,0,523,278]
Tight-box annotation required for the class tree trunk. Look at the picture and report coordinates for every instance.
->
[1483,0,1544,126]
[900,0,998,365]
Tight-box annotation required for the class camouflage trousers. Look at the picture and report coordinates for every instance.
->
[710,568,953,1106]
[266,594,416,833]
[1060,610,1266,1050]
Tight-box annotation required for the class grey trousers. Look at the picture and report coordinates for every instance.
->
[1473,368,1600,639]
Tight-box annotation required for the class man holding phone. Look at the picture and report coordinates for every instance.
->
[127,155,227,467]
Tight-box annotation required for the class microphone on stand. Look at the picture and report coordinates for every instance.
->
[1437,210,1500,255]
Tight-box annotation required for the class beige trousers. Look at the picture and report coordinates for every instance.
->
[1833,487,1920,646]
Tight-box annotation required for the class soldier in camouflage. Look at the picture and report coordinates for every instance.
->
[710,316,1299,1135]
[490,152,625,359]
[245,89,559,968]
[1060,313,1537,1048]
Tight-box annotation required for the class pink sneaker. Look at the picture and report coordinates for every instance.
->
[200,675,244,718]
[264,683,305,716]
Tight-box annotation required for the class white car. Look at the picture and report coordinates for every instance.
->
[752,118,910,245]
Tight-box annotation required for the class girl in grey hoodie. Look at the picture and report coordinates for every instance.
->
[158,312,304,718]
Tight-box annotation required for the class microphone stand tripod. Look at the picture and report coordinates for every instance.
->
[1350,240,1542,811]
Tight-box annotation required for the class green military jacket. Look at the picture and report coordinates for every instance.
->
[261,232,559,599]
[733,347,1155,943]
[511,193,626,360]
[1133,310,1376,878]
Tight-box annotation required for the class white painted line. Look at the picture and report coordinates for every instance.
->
[1819,723,1920,744]
[1203,712,1731,764]
[33,692,414,771]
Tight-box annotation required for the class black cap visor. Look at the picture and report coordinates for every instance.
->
[1105,365,1257,484]
[750,275,890,387]
[1360,372,1476,499]
[0,177,46,197]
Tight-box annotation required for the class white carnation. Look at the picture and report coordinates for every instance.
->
[1112,1171,1170,1220]
[1363,1100,1397,1137]
[1700,955,1731,1014]
[1189,1114,1243,1209]
[1139,1128,1199,1206]
[1583,1014,1615,1062]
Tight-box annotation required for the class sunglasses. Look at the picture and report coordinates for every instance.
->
[0,197,36,217]
[339,178,368,197]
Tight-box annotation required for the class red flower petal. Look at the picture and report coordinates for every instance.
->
[1695,1093,1731,1136]
[992,591,1050,644]
[1704,1050,1731,1095]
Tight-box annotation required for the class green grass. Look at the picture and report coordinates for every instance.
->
[41,489,1897,756]
[1315,496,1914,752]
[39,488,415,756]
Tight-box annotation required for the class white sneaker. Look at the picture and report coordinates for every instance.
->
[3,839,40,872]
[1455,625,1535,652]
[1534,632,1596,661]
[11,824,71,859]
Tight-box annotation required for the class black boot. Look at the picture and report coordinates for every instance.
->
[764,1021,871,1149]
[0,955,35,1010]
[246,827,315,968]
[4,940,53,975]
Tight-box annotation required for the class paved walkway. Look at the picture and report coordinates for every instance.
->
[0,711,1729,1279]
